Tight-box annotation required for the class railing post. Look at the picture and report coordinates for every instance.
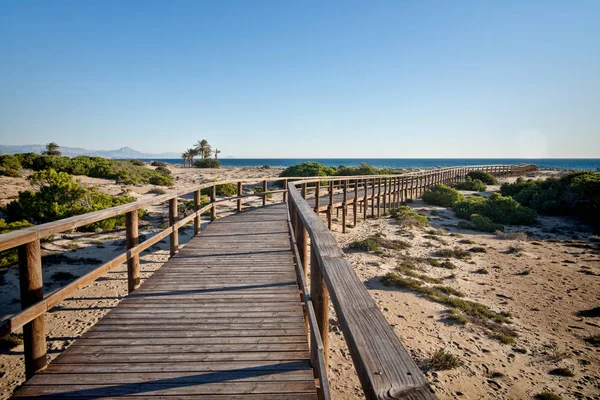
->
[382,178,387,215]
[376,177,381,218]
[301,183,307,199]
[18,239,47,379]
[262,180,268,206]
[194,189,202,233]
[314,182,320,214]
[126,210,140,293]
[310,243,329,371]
[342,180,348,233]
[353,179,358,227]
[283,179,288,203]
[211,184,216,222]
[237,182,242,212]
[363,179,368,220]
[327,180,334,230]
[169,197,178,256]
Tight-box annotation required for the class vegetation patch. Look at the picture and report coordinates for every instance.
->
[389,207,430,228]
[455,193,537,227]
[469,246,487,253]
[453,177,487,191]
[0,220,33,267]
[501,172,600,223]
[473,267,489,274]
[445,309,468,325]
[434,248,471,259]
[423,234,448,245]
[467,170,498,185]
[426,258,457,269]
[458,239,476,244]
[3,169,143,231]
[0,333,23,350]
[422,185,464,207]
[395,262,443,284]
[429,348,461,371]
[457,214,505,233]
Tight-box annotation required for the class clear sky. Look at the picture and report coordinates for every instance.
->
[1,1,599,158]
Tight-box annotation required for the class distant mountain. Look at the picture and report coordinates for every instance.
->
[0,145,181,159]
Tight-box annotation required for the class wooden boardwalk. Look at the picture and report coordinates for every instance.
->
[12,203,318,399]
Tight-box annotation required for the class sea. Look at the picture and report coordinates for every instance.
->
[133,158,600,170]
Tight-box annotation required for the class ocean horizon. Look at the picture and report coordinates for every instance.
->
[131,158,600,170]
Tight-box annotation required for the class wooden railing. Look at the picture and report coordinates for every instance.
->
[285,163,537,400]
[0,163,537,392]
[0,176,300,379]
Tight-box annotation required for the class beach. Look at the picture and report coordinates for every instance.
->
[0,165,599,399]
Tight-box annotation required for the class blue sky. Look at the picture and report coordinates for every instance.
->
[1,1,599,158]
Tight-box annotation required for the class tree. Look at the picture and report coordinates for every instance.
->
[181,151,190,168]
[43,142,61,156]
[189,148,199,165]
[214,148,221,160]
[196,139,212,159]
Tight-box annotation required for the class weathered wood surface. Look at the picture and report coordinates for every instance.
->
[12,203,317,399]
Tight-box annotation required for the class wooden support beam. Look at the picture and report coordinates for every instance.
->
[342,180,348,233]
[283,179,288,203]
[210,184,216,222]
[310,243,329,370]
[126,211,140,293]
[237,182,242,212]
[169,197,178,256]
[18,239,47,379]
[314,183,320,214]
[353,179,358,227]
[262,180,268,206]
[376,177,381,218]
[327,180,334,230]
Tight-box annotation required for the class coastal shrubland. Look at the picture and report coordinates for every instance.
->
[500,171,600,222]
[453,193,537,227]
[0,154,22,177]
[466,170,497,185]
[3,169,142,231]
[7,153,174,186]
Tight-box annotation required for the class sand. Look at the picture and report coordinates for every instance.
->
[1,165,599,399]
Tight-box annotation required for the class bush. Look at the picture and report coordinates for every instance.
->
[3,169,141,231]
[501,172,600,222]
[155,166,171,175]
[334,162,401,176]
[201,182,238,197]
[0,154,22,177]
[467,170,497,185]
[389,207,429,227]
[194,159,221,169]
[453,193,536,226]
[128,159,145,166]
[422,185,464,207]
[151,161,167,167]
[279,162,335,178]
[458,214,505,233]
[453,177,487,192]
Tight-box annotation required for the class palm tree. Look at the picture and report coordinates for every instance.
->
[196,139,212,159]
[181,151,190,167]
[214,148,221,160]
[43,142,61,156]
[188,148,198,166]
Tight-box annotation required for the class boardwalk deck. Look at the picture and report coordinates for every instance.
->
[12,203,318,399]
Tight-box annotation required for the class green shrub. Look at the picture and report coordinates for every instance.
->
[155,166,171,175]
[422,185,464,207]
[3,169,140,231]
[334,162,401,176]
[349,238,381,252]
[0,333,23,349]
[429,348,461,371]
[389,207,429,227]
[467,170,497,185]
[279,162,335,178]
[201,182,238,197]
[0,154,22,177]
[128,159,145,166]
[151,161,167,167]
[500,172,600,221]
[453,193,536,226]
[453,177,487,192]
[458,214,505,233]
[194,158,221,169]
